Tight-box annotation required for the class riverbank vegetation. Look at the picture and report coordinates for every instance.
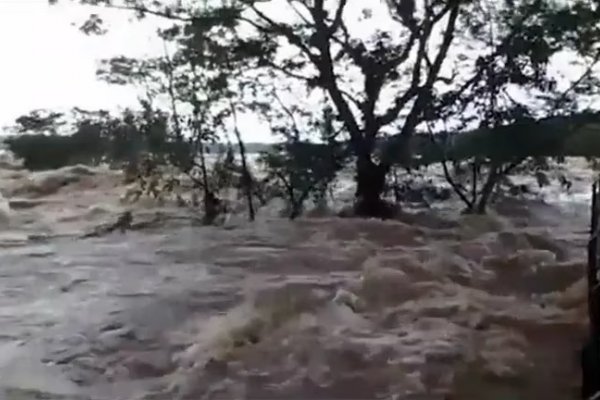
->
[5,0,600,218]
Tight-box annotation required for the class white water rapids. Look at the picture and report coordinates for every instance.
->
[0,153,595,399]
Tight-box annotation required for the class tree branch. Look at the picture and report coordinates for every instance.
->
[329,0,348,33]
[374,4,442,130]
[247,5,320,66]
[92,2,193,21]
[285,0,312,25]
[272,89,302,139]
[428,123,473,209]
[550,49,600,113]
[339,89,363,111]
[398,2,461,137]
[259,57,316,82]
[306,0,363,144]
[161,40,183,139]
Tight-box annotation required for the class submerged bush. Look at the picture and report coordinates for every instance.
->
[5,107,193,171]
[5,134,87,170]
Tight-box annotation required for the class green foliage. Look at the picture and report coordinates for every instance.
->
[210,143,238,190]
[48,0,600,217]
[5,134,79,170]
[6,107,192,172]
[405,0,600,213]
[392,112,600,213]
[14,109,65,134]
[6,109,105,170]
[259,105,347,218]
[260,139,344,219]
[388,112,600,168]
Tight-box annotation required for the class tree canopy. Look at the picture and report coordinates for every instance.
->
[40,0,600,215]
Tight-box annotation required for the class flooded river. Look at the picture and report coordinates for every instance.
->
[0,157,595,399]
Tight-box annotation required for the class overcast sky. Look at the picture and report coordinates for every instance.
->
[1,1,597,142]
[0,0,272,141]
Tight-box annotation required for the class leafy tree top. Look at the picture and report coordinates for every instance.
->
[51,0,600,162]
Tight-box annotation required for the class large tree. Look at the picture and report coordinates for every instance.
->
[53,0,600,216]
[416,0,600,213]
[51,0,465,216]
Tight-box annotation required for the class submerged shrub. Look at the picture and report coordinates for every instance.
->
[5,134,83,170]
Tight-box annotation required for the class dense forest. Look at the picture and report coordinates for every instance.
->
[5,0,600,218]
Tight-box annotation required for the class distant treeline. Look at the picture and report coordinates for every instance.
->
[2,133,274,171]
[398,112,600,167]
[5,111,600,171]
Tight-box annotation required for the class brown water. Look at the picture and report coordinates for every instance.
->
[0,160,593,400]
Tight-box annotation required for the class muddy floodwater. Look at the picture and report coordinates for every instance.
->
[0,157,595,399]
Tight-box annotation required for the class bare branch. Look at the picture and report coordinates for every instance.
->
[427,122,473,208]
[339,89,363,111]
[247,5,319,66]
[374,6,439,130]
[259,57,316,82]
[375,1,465,133]
[271,89,302,139]
[398,2,461,137]
[442,157,473,208]
[306,0,363,142]
[329,0,348,33]
[161,40,183,138]
[550,49,600,113]
[329,16,418,121]
[387,25,420,70]
[285,0,312,25]
[97,3,193,21]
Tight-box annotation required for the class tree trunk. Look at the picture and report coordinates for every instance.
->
[474,160,522,214]
[197,139,211,217]
[441,159,474,212]
[289,201,303,220]
[284,181,301,220]
[475,164,500,214]
[230,103,255,221]
[354,156,392,218]
[391,167,401,204]
[471,160,479,205]
[582,182,600,400]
